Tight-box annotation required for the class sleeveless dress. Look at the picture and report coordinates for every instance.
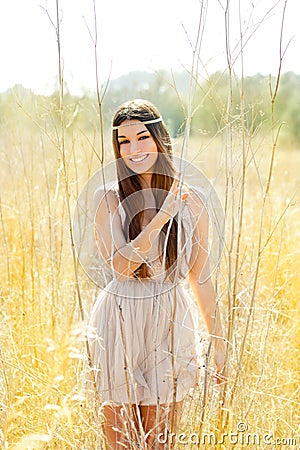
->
[87,188,202,406]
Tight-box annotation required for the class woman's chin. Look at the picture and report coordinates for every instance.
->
[126,164,157,176]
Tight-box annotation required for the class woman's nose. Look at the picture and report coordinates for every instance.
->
[129,140,141,154]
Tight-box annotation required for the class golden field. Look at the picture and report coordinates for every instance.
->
[0,94,299,449]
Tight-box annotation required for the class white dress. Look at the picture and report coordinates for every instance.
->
[87,188,202,406]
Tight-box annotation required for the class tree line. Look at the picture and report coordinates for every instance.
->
[1,70,299,146]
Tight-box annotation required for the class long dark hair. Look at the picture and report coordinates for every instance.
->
[112,99,178,280]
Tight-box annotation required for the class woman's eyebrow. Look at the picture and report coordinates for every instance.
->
[118,129,148,139]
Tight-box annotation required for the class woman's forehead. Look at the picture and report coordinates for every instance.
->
[112,116,162,131]
[117,120,148,138]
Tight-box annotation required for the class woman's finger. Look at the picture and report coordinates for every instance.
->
[171,178,180,191]
[213,368,226,384]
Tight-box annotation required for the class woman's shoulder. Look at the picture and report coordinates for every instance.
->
[93,183,120,212]
[185,184,208,215]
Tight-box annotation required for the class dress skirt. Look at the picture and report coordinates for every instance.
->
[87,278,202,406]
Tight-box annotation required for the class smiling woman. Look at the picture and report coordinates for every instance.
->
[84,99,226,449]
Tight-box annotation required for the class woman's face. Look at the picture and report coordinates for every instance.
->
[117,119,158,175]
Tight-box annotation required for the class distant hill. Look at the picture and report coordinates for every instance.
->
[1,71,300,144]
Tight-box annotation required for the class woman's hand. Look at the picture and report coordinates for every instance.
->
[213,341,226,384]
[159,172,189,222]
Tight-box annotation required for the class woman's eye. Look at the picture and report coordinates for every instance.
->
[119,140,129,145]
[139,135,150,141]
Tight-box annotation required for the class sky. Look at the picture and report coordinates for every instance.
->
[0,0,299,95]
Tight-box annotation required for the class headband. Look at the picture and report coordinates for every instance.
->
[112,117,163,130]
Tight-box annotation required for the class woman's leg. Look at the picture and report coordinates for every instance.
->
[101,403,140,449]
[140,401,183,449]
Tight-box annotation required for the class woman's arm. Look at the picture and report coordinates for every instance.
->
[187,188,225,372]
[94,177,185,278]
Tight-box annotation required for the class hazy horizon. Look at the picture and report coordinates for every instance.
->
[1,0,299,96]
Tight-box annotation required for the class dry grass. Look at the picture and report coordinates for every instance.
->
[1,0,299,447]
[0,90,299,449]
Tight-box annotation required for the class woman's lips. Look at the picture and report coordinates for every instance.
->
[129,154,149,163]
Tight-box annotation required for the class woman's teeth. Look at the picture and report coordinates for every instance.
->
[130,154,148,162]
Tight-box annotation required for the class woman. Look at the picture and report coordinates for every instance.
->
[88,99,225,449]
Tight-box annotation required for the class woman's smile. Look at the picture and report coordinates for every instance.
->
[129,153,149,163]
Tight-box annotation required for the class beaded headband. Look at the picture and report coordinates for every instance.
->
[112,117,163,130]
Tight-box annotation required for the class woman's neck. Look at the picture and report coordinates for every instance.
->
[139,173,153,189]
